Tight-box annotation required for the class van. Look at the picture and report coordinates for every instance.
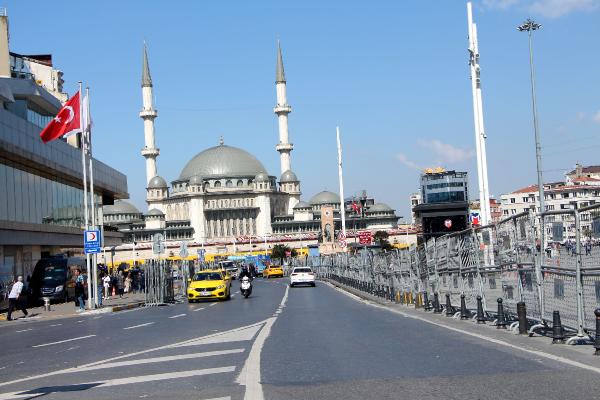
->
[29,257,86,304]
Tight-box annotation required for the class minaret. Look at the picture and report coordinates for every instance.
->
[140,44,160,185]
[274,41,293,175]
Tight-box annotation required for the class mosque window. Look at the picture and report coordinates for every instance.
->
[214,181,221,188]
[237,180,243,187]
[226,180,233,188]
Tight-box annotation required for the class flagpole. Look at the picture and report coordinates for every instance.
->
[336,126,347,240]
[78,82,92,310]
[86,86,99,308]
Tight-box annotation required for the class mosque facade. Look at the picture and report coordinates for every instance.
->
[104,43,398,246]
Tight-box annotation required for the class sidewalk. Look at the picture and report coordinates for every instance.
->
[324,279,600,373]
[0,292,146,325]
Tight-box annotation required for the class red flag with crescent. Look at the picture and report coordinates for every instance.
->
[40,91,81,143]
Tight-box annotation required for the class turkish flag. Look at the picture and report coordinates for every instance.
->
[40,91,81,143]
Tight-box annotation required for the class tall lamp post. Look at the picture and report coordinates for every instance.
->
[518,19,545,229]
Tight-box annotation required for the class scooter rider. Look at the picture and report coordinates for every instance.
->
[238,264,252,281]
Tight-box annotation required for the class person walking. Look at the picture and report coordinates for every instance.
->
[102,273,111,300]
[124,272,132,294]
[7,276,28,321]
[116,272,124,298]
[74,269,86,312]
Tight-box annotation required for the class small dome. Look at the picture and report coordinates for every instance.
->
[280,170,298,183]
[189,175,203,185]
[293,201,311,209]
[103,200,140,215]
[255,172,269,182]
[148,175,167,189]
[146,208,164,216]
[309,190,340,205]
[369,203,393,213]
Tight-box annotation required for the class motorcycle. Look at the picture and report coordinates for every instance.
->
[240,276,252,298]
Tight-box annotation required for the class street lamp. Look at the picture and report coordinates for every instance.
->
[518,18,546,225]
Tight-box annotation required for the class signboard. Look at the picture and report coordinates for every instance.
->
[552,222,564,242]
[179,241,189,258]
[470,212,481,226]
[152,233,165,255]
[358,231,372,245]
[84,229,101,254]
[197,248,205,261]
[444,219,452,229]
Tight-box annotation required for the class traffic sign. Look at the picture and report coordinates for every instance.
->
[197,248,205,260]
[152,233,165,255]
[84,229,101,254]
[358,231,372,245]
[179,241,189,258]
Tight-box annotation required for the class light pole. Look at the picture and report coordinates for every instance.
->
[518,18,545,225]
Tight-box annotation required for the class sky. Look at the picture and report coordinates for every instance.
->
[4,0,600,219]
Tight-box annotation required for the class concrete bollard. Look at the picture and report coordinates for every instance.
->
[433,293,442,314]
[43,297,51,312]
[476,295,486,324]
[445,293,453,317]
[496,298,507,329]
[460,294,469,320]
[552,310,565,344]
[517,301,527,334]
[594,309,600,356]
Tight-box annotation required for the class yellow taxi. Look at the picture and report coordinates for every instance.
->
[263,265,284,279]
[187,270,231,302]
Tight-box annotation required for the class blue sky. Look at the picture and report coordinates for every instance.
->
[5,0,600,218]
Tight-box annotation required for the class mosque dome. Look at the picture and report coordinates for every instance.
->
[280,170,298,183]
[293,200,311,209]
[189,175,203,185]
[103,200,141,215]
[148,175,167,189]
[369,203,393,213]
[179,144,268,180]
[146,208,164,216]
[309,191,340,205]
[254,171,270,182]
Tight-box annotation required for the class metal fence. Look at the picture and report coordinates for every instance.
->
[293,206,600,340]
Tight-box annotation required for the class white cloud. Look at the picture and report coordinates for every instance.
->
[396,153,421,171]
[483,0,521,9]
[593,110,600,124]
[576,111,586,121]
[529,0,599,18]
[418,139,475,164]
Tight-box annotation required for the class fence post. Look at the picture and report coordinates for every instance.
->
[594,309,600,356]
[517,301,527,334]
[574,210,585,338]
[496,298,507,329]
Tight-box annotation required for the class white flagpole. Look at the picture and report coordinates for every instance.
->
[79,82,92,309]
[336,126,347,239]
[86,87,99,308]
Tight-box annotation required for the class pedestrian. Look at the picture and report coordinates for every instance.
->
[124,272,132,294]
[74,269,86,312]
[7,276,28,321]
[117,272,124,298]
[585,241,592,256]
[102,273,111,300]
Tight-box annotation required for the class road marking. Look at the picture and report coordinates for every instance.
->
[231,294,236,298]
[202,397,231,400]
[15,328,32,333]
[328,282,600,377]
[209,302,218,307]
[32,335,96,348]
[0,367,236,399]
[123,322,155,330]
[168,313,186,319]
[237,285,289,400]
[175,324,261,347]
[49,323,62,327]
[192,307,205,312]
[79,349,244,372]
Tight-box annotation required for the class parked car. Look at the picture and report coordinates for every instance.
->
[289,267,316,287]
[29,256,86,304]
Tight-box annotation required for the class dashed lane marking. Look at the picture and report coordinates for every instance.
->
[209,302,218,307]
[168,314,186,319]
[192,307,205,312]
[32,335,96,348]
[202,397,231,400]
[123,322,155,330]
[49,324,62,327]
[15,329,32,333]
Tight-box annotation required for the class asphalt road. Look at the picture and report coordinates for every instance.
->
[0,278,599,400]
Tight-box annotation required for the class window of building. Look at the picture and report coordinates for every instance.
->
[226,180,233,188]
[523,197,529,202]
[510,198,516,204]
[214,181,221,188]
[237,180,243,187]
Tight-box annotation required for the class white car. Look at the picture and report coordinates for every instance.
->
[289,267,316,287]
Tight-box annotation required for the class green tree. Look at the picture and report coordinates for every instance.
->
[373,230,393,251]
[271,244,297,261]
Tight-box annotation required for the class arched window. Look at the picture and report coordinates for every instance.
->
[214,181,221,188]
[226,180,233,188]
[237,180,243,187]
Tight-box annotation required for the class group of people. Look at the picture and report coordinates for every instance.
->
[101,270,143,300]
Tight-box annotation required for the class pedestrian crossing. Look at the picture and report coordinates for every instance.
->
[0,322,267,400]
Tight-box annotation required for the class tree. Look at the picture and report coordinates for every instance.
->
[271,244,297,260]
[373,230,393,251]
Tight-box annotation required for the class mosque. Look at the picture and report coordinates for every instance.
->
[103,43,398,249]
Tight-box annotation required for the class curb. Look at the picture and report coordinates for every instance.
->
[111,301,145,313]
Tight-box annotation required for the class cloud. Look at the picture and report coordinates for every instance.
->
[593,110,600,124]
[483,0,521,9]
[576,111,586,121]
[396,153,421,171]
[418,139,475,164]
[529,0,599,18]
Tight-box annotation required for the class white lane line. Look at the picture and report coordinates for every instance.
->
[209,302,218,307]
[49,323,62,327]
[231,294,236,298]
[32,334,96,348]
[202,397,231,400]
[168,313,186,319]
[0,367,236,399]
[15,329,32,333]
[123,322,155,330]
[328,283,600,376]
[192,307,205,312]
[79,349,244,371]
[237,284,289,400]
